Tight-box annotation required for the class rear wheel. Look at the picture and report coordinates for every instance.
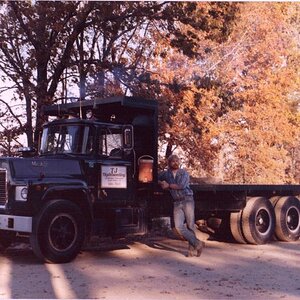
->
[241,197,275,244]
[230,211,247,244]
[30,200,85,263]
[273,196,300,242]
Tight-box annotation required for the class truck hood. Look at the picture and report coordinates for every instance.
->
[3,157,83,179]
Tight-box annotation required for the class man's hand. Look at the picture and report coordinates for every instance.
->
[158,180,169,190]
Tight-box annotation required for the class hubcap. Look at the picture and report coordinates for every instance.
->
[256,209,271,235]
[48,214,77,252]
[286,206,300,232]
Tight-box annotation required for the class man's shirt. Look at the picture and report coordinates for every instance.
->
[158,168,193,201]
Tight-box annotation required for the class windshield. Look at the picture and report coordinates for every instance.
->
[40,124,94,155]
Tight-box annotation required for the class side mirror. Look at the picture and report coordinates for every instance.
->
[123,125,134,150]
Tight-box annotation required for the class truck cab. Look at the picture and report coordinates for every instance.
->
[40,118,135,202]
[0,96,158,263]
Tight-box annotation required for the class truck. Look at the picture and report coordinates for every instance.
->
[0,96,299,263]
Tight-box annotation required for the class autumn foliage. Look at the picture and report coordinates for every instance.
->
[150,3,300,183]
[0,2,299,183]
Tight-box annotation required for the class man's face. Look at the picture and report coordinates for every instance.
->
[169,157,180,170]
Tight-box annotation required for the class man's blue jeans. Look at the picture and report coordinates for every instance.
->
[173,197,198,247]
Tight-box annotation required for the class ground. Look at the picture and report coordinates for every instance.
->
[0,230,299,300]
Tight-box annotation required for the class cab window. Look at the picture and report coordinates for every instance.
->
[99,128,122,157]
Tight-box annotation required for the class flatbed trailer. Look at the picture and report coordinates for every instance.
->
[190,183,300,245]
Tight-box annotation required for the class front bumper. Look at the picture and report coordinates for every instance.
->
[0,214,32,233]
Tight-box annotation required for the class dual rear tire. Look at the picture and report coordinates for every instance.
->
[230,196,300,244]
[273,196,300,242]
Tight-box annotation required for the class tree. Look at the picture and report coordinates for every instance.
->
[149,2,300,183]
[0,1,96,148]
[212,3,300,183]
[0,1,217,150]
[0,2,299,184]
[0,110,23,156]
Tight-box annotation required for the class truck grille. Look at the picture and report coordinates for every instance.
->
[0,168,7,206]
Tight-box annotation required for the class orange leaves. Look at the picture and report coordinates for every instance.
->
[153,2,300,183]
[217,100,298,183]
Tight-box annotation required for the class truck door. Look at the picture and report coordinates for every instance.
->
[96,126,134,204]
[92,125,144,236]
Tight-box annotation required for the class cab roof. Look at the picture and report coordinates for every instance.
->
[43,96,157,125]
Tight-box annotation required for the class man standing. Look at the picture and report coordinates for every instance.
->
[158,154,204,257]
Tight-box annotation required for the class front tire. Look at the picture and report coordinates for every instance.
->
[273,196,300,242]
[30,200,85,263]
[241,197,275,245]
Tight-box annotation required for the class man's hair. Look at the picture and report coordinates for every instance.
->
[168,154,179,163]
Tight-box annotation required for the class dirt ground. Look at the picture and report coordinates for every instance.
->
[0,230,299,300]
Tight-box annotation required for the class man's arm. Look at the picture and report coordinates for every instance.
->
[169,170,190,190]
[158,171,169,189]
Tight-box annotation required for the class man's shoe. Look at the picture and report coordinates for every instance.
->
[187,244,194,257]
[195,240,205,257]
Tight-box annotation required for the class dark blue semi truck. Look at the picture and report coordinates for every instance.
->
[0,96,299,263]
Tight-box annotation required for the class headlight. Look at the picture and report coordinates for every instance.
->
[15,186,28,201]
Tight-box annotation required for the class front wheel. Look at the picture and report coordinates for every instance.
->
[30,200,85,263]
[273,196,300,242]
[241,197,275,245]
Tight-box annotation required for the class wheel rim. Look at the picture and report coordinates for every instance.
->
[286,206,300,232]
[255,209,271,235]
[48,213,78,252]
